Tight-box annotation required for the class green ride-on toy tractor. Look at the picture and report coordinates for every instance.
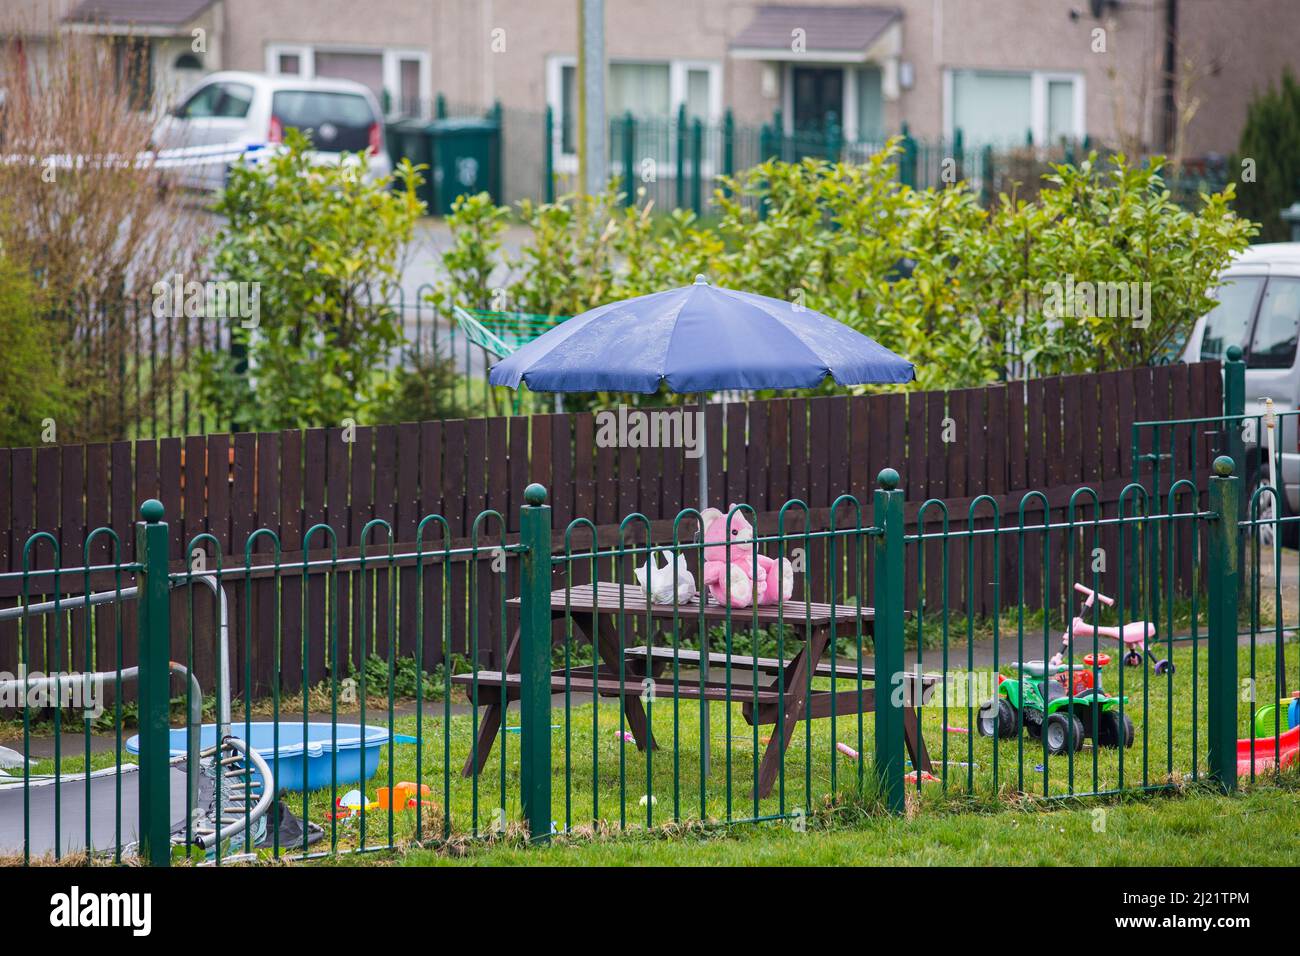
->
[978,654,1135,754]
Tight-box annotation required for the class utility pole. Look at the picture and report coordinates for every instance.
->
[576,0,606,195]
[1160,0,1179,153]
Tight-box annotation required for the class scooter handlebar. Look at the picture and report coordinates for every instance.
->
[1073,582,1115,606]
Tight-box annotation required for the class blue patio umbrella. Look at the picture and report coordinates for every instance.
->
[490,275,915,395]
[490,275,914,509]
[489,276,914,772]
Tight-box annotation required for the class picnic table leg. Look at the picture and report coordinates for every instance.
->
[596,615,658,752]
[903,705,932,774]
[754,626,830,799]
[461,626,522,777]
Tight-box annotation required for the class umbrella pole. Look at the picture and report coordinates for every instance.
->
[697,396,710,778]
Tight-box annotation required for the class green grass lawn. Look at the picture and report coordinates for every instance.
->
[392,781,1300,866]
[11,635,1296,866]
[220,635,1297,861]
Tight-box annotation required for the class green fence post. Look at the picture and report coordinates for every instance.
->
[1224,344,1247,518]
[543,105,555,203]
[435,93,447,120]
[675,103,688,211]
[872,468,906,813]
[952,127,964,185]
[722,109,735,191]
[981,144,994,207]
[691,116,703,214]
[519,483,553,842]
[826,110,842,163]
[1206,456,1240,792]
[899,122,917,188]
[622,111,636,207]
[135,498,171,866]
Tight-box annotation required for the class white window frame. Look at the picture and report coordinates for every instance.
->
[265,43,313,78]
[942,68,1086,145]
[265,43,432,118]
[546,54,723,170]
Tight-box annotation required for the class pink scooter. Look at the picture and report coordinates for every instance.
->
[1049,583,1172,675]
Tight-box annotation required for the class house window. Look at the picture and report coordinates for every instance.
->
[856,66,883,141]
[610,63,671,117]
[548,56,721,160]
[266,45,429,117]
[947,70,1084,145]
[398,57,422,115]
[686,68,710,119]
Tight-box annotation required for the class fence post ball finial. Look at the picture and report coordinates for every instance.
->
[1226,345,1243,362]
[524,483,548,506]
[139,499,164,523]
[878,468,900,490]
[1212,456,1234,478]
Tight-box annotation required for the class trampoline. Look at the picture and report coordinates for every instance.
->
[0,763,191,858]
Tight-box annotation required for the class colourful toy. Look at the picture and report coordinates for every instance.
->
[1237,725,1300,775]
[835,741,860,759]
[700,507,795,607]
[1049,583,1170,675]
[376,782,433,812]
[979,656,1134,754]
[1252,693,1300,738]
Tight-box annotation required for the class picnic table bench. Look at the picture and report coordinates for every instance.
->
[451,582,933,798]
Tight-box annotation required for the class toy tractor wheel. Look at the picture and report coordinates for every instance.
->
[977,699,1017,739]
[1153,658,1175,676]
[1124,651,1142,668]
[1043,713,1082,755]
[1096,710,1135,749]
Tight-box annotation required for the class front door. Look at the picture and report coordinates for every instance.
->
[792,66,843,130]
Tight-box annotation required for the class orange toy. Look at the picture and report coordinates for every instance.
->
[376,782,434,812]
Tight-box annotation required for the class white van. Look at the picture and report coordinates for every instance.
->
[152,71,392,191]
[1182,242,1300,543]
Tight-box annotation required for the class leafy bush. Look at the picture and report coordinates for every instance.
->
[349,652,471,702]
[438,142,1253,393]
[0,247,69,446]
[1235,69,1300,242]
[198,129,425,430]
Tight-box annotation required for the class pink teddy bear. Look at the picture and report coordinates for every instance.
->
[700,507,795,608]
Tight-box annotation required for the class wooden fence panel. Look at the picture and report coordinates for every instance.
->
[0,363,1226,701]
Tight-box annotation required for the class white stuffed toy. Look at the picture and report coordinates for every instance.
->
[635,549,698,606]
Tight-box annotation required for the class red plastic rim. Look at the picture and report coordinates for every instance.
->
[1083,653,1112,667]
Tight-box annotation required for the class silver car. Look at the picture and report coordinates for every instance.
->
[1182,242,1300,544]
[152,71,393,191]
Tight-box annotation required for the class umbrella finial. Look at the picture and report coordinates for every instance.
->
[693,274,709,286]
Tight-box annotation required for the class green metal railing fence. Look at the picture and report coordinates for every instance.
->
[7,442,1295,864]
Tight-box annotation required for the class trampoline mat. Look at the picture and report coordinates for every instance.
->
[0,763,191,858]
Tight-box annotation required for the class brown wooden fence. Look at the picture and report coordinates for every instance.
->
[0,362,1223,700]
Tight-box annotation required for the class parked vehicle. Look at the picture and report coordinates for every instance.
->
[1182,243,1300,546]
[152,71,391,191]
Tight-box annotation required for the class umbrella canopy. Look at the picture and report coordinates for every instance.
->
[488,276,914,393]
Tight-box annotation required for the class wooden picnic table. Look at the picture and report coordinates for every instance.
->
[451,582,932,799]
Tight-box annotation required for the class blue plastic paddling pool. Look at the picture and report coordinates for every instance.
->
[127,722,414,793]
